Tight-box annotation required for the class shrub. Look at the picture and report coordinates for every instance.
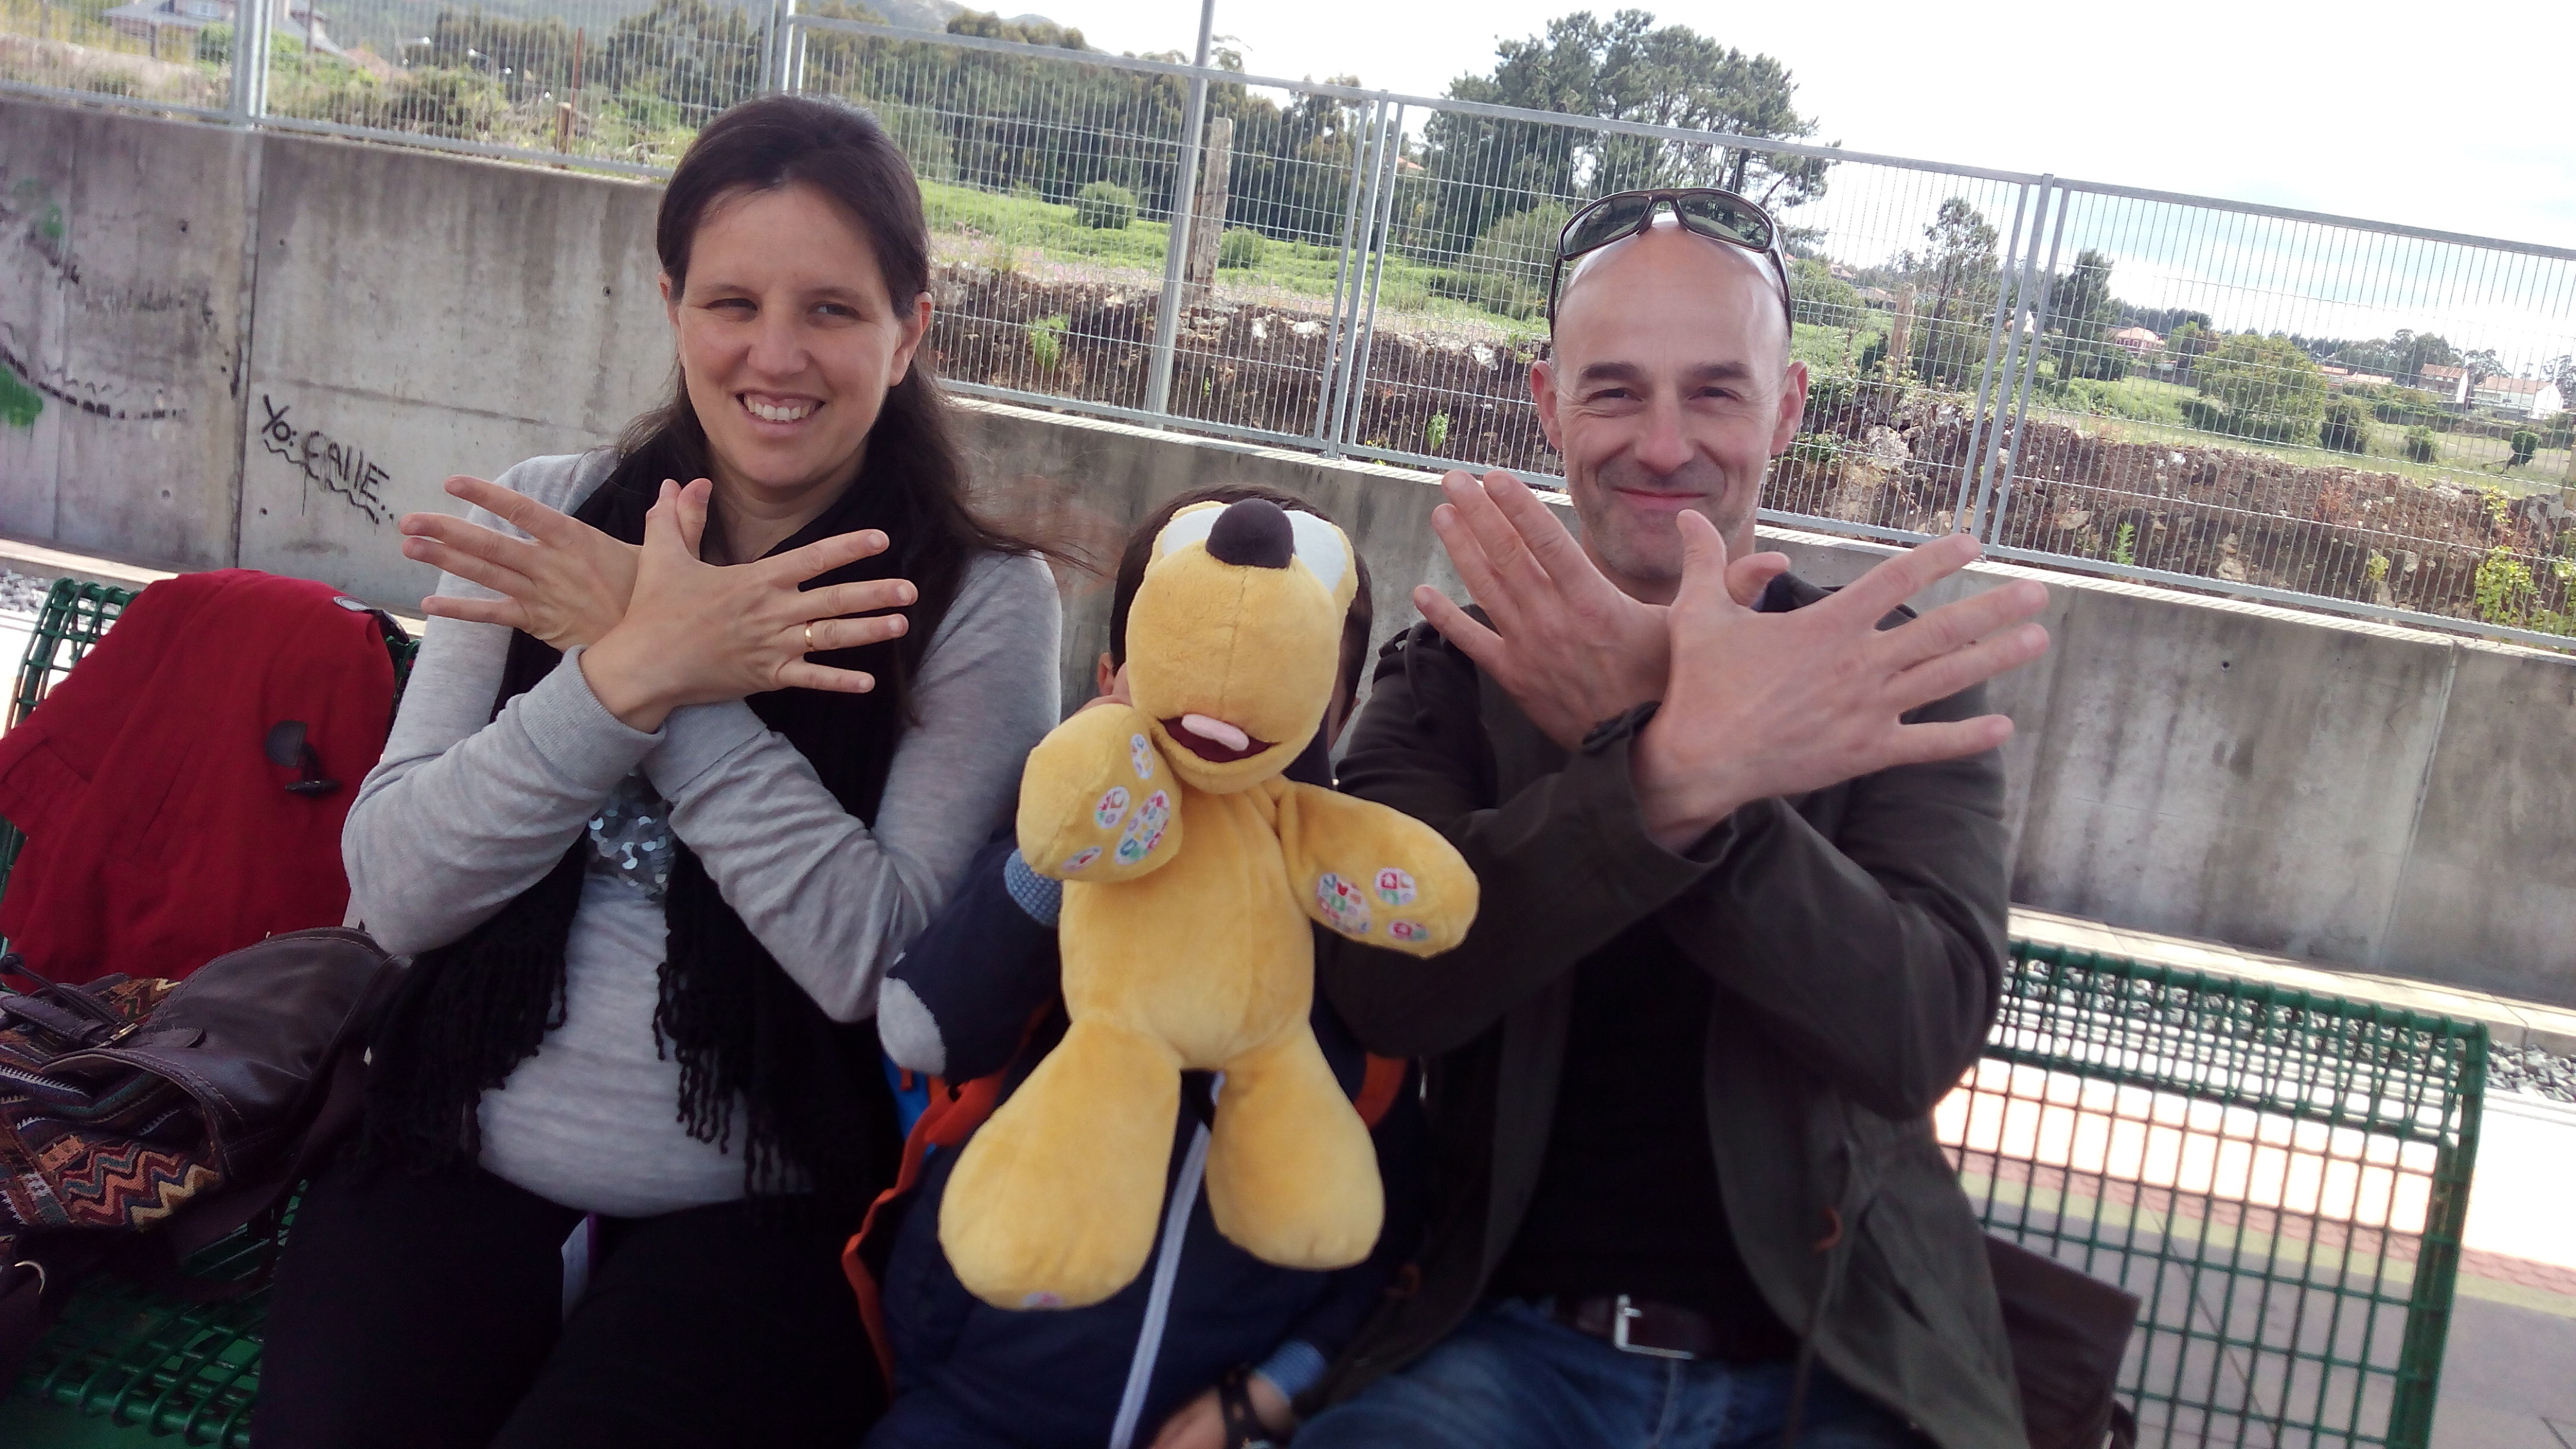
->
[1028,314,1067,371]
[2194,333,2326,446]
[2320,398,2369,454]
[2545,411,2575,451]
[1217,226,1265,269]
[1073,181,1136,230]
[2404,426,2437,463]
[1791,258,1863,328]
[1856,333,1888,376]
[1425,412,1451,455]
[2372,387,2458,432]
[196,22,232,64]
[2510,429,2540,467]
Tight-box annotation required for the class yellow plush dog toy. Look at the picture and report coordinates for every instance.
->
[938,497,1479,1310]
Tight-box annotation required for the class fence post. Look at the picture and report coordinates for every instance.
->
[1142,0,1218,418]
[1952,182,2034,532]
[1978,180,2060,541]
[766,0,798,93]
[1983,186,2070,546]
[227,0,272,120]
[1324,101,1393,458]
[1311,96,1380,446]
[1335,105,1404,452]
[1181,116,1234,308]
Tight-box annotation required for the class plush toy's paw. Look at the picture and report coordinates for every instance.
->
[1205,1028,1383,1270]
[1016,703,1183,883]
[1275,784,1480,957]
[938,1018,1180,1310]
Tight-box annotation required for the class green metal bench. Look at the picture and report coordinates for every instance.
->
[1957,944,2484,1448]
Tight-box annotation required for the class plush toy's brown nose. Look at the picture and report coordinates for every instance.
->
[1205,498,1293,568]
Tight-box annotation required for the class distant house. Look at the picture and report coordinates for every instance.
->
[2416,363,2471,404]
[2109,325,2162,355]
[1855,285,1895,309]
[2472,375,2566,420]
[2337,372,2395,388]
[107,0,349,55]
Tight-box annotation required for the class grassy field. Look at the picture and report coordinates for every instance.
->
[920,180,1563,342]
[2028,373,2574,494]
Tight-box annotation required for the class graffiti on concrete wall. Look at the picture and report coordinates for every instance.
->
[1,168,195,427]
[257,394,394,525]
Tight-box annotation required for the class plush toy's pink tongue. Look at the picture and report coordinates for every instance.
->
[1180,713,1250,752]
[1163,713,1271,764]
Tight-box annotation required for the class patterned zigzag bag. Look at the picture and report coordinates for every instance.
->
[0,927,399,1383]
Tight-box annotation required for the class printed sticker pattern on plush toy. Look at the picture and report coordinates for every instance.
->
[1094,787,1132,829]
[1387,919,1429,944]
[1115,790,1172,866]
[1315,872,1371,935]
[1061,846,1103,873]
[1129,733,1156,781]
[1373,868,1416,906]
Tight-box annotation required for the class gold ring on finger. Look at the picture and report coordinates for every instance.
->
[803,622,817,652]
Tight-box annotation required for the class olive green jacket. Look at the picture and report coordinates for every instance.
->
[1304,579,2026,1449]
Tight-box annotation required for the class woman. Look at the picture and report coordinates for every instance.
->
[256,95,1062,1449]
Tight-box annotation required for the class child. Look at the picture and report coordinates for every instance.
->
[856,484,1420,1449]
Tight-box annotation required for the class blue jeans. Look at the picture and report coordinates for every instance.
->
[1294,1300,1925,1449]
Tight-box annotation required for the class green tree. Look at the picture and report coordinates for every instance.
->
[1789,256,1861,328]
[2194,333,2328,445]
[1901,198,1999,388]
[2046,248,2129,382]
[2509,429,2540,467]
[1415,9,1830,254]
[2320,397,2369,454]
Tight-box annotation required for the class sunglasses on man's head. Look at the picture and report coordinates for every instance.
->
[1544,189,1795,335]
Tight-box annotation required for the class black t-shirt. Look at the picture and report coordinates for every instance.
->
[1486,919,1795,1356]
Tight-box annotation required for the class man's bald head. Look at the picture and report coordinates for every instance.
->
[1554,218,1792,368]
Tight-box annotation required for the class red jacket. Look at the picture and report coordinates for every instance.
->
[0,570,397,983]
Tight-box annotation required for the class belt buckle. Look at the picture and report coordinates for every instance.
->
[1609,1293,1695,1360]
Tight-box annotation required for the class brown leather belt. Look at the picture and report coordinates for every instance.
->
[1551,1293,1794,1363]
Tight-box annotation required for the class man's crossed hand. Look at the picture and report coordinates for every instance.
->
[1412,471,2051,854]
[1629,511,2048,850]
[1412,469,1788,752]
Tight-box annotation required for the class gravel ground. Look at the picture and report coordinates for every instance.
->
[2491,1043,2576,1103]
[1,569,48,618]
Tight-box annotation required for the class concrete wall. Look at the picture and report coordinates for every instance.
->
[4,98,2573,1007]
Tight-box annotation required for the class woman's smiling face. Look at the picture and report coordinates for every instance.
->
[663,180,930,509]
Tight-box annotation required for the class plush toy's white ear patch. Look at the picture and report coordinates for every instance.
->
[1152,501,1226,562]
[1287,511,1351,596]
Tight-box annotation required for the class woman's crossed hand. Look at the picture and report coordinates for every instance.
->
[402,475,642,651]
[580,478,915,731]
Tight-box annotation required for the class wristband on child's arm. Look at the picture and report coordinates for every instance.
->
[1002,848,1064,926]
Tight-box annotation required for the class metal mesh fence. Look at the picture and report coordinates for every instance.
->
[7,11,2574,643]
[1944,944,2485,1449]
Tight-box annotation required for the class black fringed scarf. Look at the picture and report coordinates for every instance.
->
[362,453,958,1218]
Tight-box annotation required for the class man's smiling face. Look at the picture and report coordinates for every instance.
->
[1534,223,1808,604]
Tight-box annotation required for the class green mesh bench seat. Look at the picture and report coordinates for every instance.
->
[1951,944,2484,1448]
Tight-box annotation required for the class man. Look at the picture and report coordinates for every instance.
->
[1291,192,2052,1449]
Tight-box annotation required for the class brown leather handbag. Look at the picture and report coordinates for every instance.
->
[0,927,400,1382]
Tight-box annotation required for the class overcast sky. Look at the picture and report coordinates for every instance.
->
[1044,0,2575,252]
